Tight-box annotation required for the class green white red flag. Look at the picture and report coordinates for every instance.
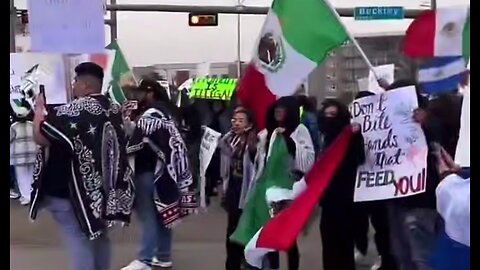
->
[237,0,349,129]
[243,127,355,268]
[403,7,470,61]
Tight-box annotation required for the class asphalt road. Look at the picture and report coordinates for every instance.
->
[10,199,378,270]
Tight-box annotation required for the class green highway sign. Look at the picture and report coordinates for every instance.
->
[354,6,405,20]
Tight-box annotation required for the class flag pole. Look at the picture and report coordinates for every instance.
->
[323,0,379,80]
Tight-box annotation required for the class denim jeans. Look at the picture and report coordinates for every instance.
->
[45,196,111,270]
[135,172,173,264]
[388,202,439,270]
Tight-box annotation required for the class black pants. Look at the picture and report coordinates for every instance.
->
[10,165,16,189]
[321,203,356,270]
[353,203,397,270]
[267,243,300,270]
[226,208,245,270]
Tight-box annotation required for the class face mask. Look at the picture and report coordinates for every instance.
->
[322,117,347,135]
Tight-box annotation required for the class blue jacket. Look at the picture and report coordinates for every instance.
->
[301,111,320,154]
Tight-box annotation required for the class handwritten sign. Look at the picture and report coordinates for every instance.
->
[10,53,67,105]
[455,84,470,167]
[28,0,105,53]
[350,86,428,202]
[189,78,237,100]
[369,64,395,94]
[199,127,222,207]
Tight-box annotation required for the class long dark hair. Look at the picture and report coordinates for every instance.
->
[138,78,181,125]
[266,96,300,138]
[264,96,300,155]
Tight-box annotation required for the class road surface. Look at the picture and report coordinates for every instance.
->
[10,199,378,270]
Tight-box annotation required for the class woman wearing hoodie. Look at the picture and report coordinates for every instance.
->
[254,96,316,270]
[318,99,365,270]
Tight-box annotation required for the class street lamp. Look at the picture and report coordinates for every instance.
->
[236,1,246,78]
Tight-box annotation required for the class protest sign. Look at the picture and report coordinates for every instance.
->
[10,53,67,105]
[196,62,211,77]
[189,78,237,100]
[199,127,222,207]
[350,86,428,202]
[455,84,470,167]
[369,64,395,94]
[28,0,105,53]
[357,77,369,92]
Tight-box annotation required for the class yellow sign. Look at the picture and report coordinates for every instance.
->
[189,78,237,100]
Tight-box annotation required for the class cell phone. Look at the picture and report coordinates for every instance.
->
[39,84,47,102]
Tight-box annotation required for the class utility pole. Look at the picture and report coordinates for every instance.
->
[236,1,246,78]
[110,0,118,42]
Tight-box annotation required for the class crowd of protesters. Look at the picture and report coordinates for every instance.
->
[9,62,469,270]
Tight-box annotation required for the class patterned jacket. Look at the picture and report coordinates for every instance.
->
[127,104,198,227]
[30,95,134,240]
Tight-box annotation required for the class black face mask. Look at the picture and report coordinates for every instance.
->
[321,116,348,137]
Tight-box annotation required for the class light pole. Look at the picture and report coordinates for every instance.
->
[110,0,118,42]
[10,0,16,52]
[236,1,246,78]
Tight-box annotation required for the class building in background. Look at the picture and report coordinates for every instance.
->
[133,33,415,104]
[308,33,417,104]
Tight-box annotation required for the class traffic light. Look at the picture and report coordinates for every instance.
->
[188,13,218,27]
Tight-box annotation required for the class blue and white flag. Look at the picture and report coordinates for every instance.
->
[418,56,467,95]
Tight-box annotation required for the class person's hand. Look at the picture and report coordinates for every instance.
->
[413,108,428,125]
[351,123,361,133]
[34,94,45,112]
[435,147,461,178]
[275,127,285,134]
[440,148,461,172]
[377,78,390,89]
[270,200,291,216]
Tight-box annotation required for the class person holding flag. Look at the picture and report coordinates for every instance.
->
[318,99,366,270]
[231,96,315,270]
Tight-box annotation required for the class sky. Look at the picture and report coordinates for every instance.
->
[15,0,469,67]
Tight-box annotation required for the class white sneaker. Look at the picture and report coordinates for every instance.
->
[10,190,20,199]
[120,260,151,270]
[19,197,30,206]
[371,256,382,270]
[151,256,173,268]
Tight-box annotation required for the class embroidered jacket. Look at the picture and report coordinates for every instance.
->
[30,95,135,240]
[127,105,198,227]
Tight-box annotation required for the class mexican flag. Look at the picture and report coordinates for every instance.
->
[230,136,295,246]
[105,41,137,104]
[403,7,470,61]
[243,127,355,268]
[237,0,348,130]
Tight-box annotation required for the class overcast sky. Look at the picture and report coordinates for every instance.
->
[15,0,468,66]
